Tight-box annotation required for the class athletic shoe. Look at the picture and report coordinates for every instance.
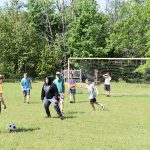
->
[45,115,51,118]
[60,116,64,120]
[102,105,105,110]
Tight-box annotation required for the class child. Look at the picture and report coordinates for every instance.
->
[69,73,76,103]
[0,75,6,113]
[53,72,65,115]
[41,76,64,120]
[103,73,111,97]
[21,73,32,104]
[85,78,105,111]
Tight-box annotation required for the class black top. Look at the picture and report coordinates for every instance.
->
[41,83,59,100]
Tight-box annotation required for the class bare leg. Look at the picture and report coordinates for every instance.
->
[23,94,26,103]
[70,94,75,103]
[108,91,110,96]
[60,99,64,114]
[73,95,75,103]
[106,91,110,96]
[95,101,105,110]
[0,96,6,109]
[26,95,30,103]
[90,102,96,111]
[70,94,72,102]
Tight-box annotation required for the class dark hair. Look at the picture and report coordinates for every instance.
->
[86,78,94,82]
[0,74,4,80]
[45,76,53,85]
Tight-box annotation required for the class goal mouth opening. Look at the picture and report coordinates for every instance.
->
[66,58,150,96]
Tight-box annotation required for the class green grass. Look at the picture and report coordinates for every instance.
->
[0,82,150,150]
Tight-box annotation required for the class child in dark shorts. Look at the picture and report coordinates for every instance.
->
[85,79,105,111]
[69,74,76,103]
[103,73,111,97]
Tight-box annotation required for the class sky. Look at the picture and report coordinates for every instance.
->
[0,0,106,11]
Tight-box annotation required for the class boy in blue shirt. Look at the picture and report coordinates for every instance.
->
[21,73,32,104]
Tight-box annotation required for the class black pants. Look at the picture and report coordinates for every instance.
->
[44,99,62,117]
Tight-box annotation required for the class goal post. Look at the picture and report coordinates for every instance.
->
[67,57,150,84]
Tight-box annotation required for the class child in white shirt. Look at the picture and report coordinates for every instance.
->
[103,73,111,97]
[85,79,105,111]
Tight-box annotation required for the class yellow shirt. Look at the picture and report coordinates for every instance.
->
[0,84,3,94]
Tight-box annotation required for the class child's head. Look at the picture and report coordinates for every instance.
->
[56,72,61,79]
[45,76,53,85]
[106,72,110,76]
[85,78,93,84]
[24,73,27,78]
[0,74,4,84]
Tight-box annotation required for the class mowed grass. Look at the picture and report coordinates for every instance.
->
[0,82,150,150]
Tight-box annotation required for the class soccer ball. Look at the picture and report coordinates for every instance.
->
[8,124,17,132]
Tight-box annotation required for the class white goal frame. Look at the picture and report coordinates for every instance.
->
[67,57,150,83]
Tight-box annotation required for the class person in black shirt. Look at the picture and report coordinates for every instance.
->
[41,76,64,120]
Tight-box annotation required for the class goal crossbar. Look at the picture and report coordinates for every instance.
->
[69,57,150,60]
[67,57,150,82]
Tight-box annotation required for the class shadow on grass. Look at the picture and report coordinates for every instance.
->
[65,111,85,115]
[76,100,88,103]
[30,101,42,104]
[52,115,77,119]
[16,127,40,133]
[110,94,150,98]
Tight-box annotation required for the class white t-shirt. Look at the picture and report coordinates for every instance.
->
[87,82,96,99]
[104,76,111,85]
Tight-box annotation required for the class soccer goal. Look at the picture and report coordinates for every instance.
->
[67,57,150,96]
[63,69,82,82]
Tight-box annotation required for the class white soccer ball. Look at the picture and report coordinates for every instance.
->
[8,124,17,132]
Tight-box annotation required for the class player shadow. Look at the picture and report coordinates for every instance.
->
[30,101,42,104]
[76,100,88,103]
[52,115,77,119]
[111,95,150,97]
[16,127,40,133]
[65,111,85,115]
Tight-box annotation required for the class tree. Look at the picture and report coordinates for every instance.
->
[66,0,109,57]
[107,0,150,57]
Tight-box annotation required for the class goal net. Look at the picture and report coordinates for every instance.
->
[67,58,150,96]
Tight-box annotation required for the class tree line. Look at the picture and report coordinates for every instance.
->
[0,0,150,79]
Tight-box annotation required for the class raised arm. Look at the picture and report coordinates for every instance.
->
[95,86,99,96]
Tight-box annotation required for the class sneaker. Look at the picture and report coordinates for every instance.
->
[102,105,105,110]
[45,115,51,118]
[60,116,64,120]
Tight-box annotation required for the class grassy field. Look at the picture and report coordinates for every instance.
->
[0,82,150,150]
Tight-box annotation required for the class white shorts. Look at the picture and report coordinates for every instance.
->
[59,93,65,101]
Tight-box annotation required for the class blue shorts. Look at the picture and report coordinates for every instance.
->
[69,89,76,95]
[23,90,30,96]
